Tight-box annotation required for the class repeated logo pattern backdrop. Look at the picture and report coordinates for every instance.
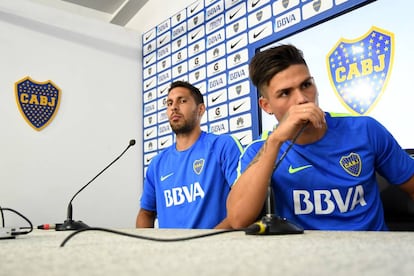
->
[141,0,373,173]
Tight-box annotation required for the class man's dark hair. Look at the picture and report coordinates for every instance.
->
[168,81,204,104]
[249,44,307,96]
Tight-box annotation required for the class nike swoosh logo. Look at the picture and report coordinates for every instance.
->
[145,55,153,64]
[159,36,167,45]
[145,33,153,41]
[190,2,199,14]
[146,130,154,137]
[161,173,174,181]
[233,102,245,111]
[191,29,201,40]
[288,165,313,174]
[160,139,168,146]
[145,79,153,88]
[253,27,266,39]
[229,7,242,20]
[212,94,222,102]
[231,39,242,49]
[252,0,261,8]
[160,87,168,94]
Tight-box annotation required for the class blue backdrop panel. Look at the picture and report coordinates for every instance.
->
[141,0,374,174]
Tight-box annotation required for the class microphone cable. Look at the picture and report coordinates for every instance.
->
[61,124,310,244]
[60,227,247,247]
[243,122,310,235]
[273,121,309,172]
[0,205,4,227]
[0,206,33,237]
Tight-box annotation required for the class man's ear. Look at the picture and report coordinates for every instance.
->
[198,103,206,118]
[259,96,272,115]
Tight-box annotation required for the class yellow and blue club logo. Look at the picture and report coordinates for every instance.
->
[339,152,362,177]
[193,159,205,175]
[327,26,394,115]
[15,76,61,131]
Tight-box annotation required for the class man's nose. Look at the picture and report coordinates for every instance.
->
[169,102,178,110]
[294,90,309,105]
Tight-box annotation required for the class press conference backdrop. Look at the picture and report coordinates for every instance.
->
[259,0,414,149]
[141,0,413,174]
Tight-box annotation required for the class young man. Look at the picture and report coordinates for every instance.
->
[226,44,414,230]
[137,81,243,229]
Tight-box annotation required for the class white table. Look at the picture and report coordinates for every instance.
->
[1,228,413,276]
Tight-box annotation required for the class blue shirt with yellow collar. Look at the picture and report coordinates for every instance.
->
[141,131,243,229]
[239,112,414,230]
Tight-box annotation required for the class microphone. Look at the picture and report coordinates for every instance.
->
[245,185,304,235]
[246,123,308,235]
[55,139,136,231]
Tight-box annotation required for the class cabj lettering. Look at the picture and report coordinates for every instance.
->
[335,54,386,82]
[20,94,56,107]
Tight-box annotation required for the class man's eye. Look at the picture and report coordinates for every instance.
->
[280,90,290,97]
[302,81,312,88]
[302,78,314,89]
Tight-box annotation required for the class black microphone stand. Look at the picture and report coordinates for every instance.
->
[56,139,136,231]
[251,185,304,235]
[56,203,89,231]
[246,124,308,235]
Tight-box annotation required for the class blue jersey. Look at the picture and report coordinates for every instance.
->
[240,113,414,230]
[141,131,243,229]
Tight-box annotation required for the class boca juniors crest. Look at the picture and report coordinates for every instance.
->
[340,152,362,177]
[327,26,394,115]
[15,76,61,131]
[193,159,205,175]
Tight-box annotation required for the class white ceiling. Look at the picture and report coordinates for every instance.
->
[62,0,127,13]
[30,0,149,26]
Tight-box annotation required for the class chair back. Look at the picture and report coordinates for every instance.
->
[377,149,414,231]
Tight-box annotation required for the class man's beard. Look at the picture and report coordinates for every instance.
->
[170,115,198,135]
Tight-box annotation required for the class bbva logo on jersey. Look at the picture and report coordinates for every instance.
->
[326,26,394,115]
[15,76,61,131]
